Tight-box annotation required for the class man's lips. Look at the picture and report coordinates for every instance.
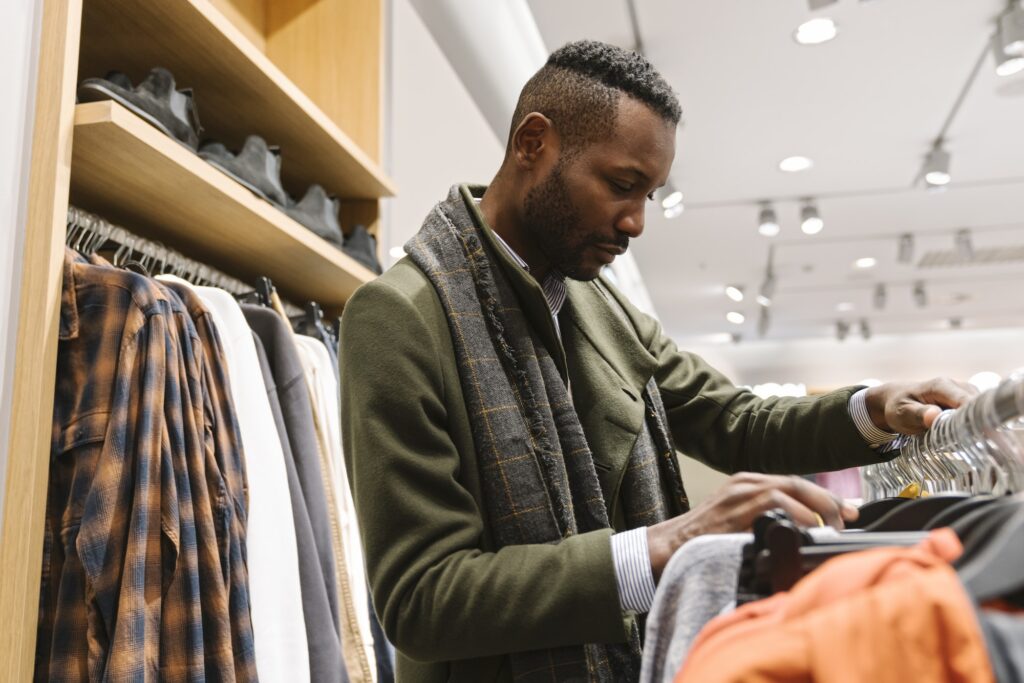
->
[596,244,627,256]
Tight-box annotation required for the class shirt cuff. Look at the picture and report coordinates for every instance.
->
[849,387,900,450]
[610,527,656,614]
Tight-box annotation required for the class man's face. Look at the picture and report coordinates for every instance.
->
[522,97,676,281]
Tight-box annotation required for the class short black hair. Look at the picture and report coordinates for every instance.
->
[507,40,681,156]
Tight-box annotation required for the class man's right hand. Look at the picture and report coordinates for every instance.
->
[646,472,859,582]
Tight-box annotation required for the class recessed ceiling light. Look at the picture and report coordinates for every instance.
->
[725,285,744,302]
[794,18,838,46]
[389,246,406,259]
[836,302,854,312]
[663,203,684,219]
[756,295,772,307]
[726,311,745,325]
[779,156,814,172]
[855,257,877,269]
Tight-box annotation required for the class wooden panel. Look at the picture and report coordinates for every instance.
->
[266,0,383,162]
[71,101,376,308]
[0,0,82,679]
[207,0,267,51]
[77,0,395,201]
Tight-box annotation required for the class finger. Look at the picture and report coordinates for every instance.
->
[772,476,847,529]
[921,377,975,410]
[920,405,943,429]
[756,489,818,528]
[891,398,934,435]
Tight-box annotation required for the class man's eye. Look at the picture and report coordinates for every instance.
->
[611,181,632,193]
[647,192,656,201]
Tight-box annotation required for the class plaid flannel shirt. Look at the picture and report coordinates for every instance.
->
[36,249,256,682]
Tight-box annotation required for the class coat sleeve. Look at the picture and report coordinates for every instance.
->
[339,274,629,663]
[605,285,885,476]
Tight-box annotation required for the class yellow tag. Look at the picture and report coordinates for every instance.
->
[898,482,922,499]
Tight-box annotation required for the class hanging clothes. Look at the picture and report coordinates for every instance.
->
[37,248,256,682]
[243,304,351,682]
[173,279,311,683]
[294,334,376,681]
[675,529,994,683]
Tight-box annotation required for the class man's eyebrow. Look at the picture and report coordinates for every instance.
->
[613,166,651,183]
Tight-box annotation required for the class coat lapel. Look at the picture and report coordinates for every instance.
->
[563,279,658,525]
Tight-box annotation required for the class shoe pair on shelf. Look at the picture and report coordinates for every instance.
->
[200,138,347,251]
[79,67,202,151]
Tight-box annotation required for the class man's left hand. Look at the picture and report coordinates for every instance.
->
[865,378,979,436]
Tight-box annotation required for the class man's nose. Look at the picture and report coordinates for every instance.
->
[616,202,646,239]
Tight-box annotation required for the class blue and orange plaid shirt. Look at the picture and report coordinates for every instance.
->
[36,249,256,682]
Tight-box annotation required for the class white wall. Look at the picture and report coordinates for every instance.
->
[0,0,43,528]
[385,0,504,262]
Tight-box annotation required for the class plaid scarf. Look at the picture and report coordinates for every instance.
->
[405,185,688,682]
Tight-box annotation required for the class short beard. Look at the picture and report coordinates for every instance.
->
[521,161,597,281]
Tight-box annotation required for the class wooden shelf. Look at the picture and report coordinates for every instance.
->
[70,100,377,308]
[78,0,396,201]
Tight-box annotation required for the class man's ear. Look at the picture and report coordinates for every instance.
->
[511,112,556,169]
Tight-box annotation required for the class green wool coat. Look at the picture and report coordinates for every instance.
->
[339,187,883,682]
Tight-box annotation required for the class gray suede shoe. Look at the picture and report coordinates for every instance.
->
[198,135,289,207]
[285,185,344,247]
[343,225,382,274]
[78,68,202,151]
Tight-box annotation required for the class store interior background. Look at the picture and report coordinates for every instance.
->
[387,0,1024,501]
[1,0,1022,506]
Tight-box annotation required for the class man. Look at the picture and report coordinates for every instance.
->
[340,40,974,682]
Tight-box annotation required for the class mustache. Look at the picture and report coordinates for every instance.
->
[603,234,630,252]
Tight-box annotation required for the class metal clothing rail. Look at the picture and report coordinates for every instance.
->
[65,205,302,315]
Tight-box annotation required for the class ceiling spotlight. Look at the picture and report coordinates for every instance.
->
[758,204,780,237]
[836,320,850,341]
[923,143,952,187]
[836,302,854,312]
[913,280,927,308]
[725,285,745,302]
[800,201,824,235]
[1000,4,1024,56]
[663,203,684,219]
[859,319,871,341]
[873,283,887,310]
[779,156,814,173]
[389,246,406,259]
[855,256,877,269]
[794,18,838,46]
[955,228,974,262]
[993,30,1024,76]
[659,183,684,210]
[726,311,745,325]
[897,233,914,263]
[756,295,772,307]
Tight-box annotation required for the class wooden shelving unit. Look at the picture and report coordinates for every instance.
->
[78,0,396,202]
[2,1,390,678]
[71,100,376,308]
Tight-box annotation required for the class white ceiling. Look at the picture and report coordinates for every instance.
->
[526,0,1024,343]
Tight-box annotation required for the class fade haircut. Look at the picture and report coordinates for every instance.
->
[506,39,681,159]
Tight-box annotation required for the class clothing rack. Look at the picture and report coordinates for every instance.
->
[66,206,303,316]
